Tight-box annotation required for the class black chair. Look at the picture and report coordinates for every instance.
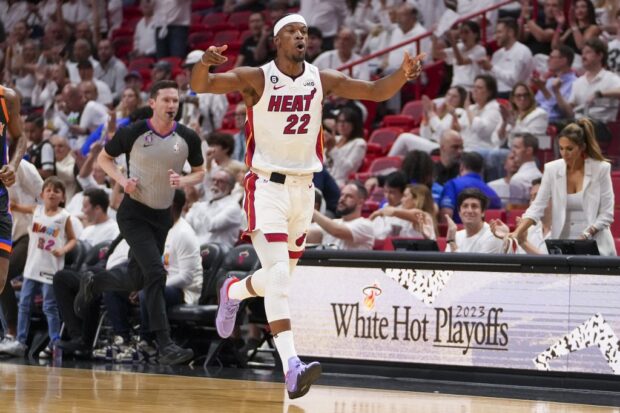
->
[64,240,89,271]
[81,241,113,269]
[168,244,259,367]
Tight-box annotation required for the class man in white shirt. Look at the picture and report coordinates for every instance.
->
[488,152,518,207]
[79,188,120,248]
[313,27,370,81]
[381,3,430,111]
[383,3,430,74]
[133,0,156,57]
[508,134,542,206]
[66,39,102,84]
[477,17,533,98]
[153,0,191,58]
[556,38,620,123]
[78,61,113,106]
[97,39,128,102]
[446,188,503,253]
[62,83,108,148]
[185,169,242,249]
[309,181,375,250]
[157,190,203,306]
[299,0,347,49]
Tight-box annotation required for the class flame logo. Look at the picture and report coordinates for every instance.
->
[362,282,382,311]
[238,250,250,265]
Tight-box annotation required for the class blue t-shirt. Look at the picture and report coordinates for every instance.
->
[80,117,131,156]
[439,172,502,223]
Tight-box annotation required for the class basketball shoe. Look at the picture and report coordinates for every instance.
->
[285,356,322,399]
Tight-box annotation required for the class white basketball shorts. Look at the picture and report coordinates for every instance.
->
[243,170,315,258]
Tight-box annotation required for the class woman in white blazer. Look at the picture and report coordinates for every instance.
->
[509,119,616,256]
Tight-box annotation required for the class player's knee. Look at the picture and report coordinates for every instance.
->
[266,261,290,299]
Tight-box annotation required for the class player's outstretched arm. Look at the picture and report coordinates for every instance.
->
[190,45,260,96]
[321,52,425,102]
[0,88,26,187]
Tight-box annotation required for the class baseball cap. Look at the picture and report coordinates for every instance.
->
[124,70,143,81]
[183,50,204,67]
[152,61,172,72]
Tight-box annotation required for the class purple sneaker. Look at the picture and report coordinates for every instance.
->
[285,356,322,399]
[216,276,241,338]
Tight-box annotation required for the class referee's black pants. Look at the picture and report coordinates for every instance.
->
[93,197,172,334]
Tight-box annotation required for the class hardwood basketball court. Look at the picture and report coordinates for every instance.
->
[0,362,618,413]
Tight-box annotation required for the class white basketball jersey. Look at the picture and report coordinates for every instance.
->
[24,205,70,284]
[246,61,324,174]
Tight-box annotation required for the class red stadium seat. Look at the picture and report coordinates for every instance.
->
[189,31,214,49]
[368,128,401,155]
[213,30,240,45]
[189,23,209,34]
[436,237,447,252]
[122,5,142,20]
[382,115,415,130]
[202,13,232,31]
[228,11,252,30]
[368,156,403,174]
[506,208,526,227]
[112,36,133,58]
[485,209,507,222]
[110,27,134,40]
[400,100,424,126]
[192,0,215,12]
[613,176,620,208]
[362,200,380,218]
[129,57,155,70]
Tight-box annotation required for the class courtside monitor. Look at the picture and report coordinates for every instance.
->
[391,239,440,252]
[545,239,600,256]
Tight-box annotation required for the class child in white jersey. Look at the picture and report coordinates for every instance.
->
[1,177,77,358]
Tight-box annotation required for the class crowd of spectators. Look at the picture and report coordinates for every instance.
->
[0,0,619,362]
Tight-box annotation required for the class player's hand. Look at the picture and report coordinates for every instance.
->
[401,52,425,81]
[201,45,229,66]
[51,248,65,257]
[0,165,16,187]
[168,169,182,188]
[123,177,139,194]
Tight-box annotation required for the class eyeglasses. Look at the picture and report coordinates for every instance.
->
[513,93,529,99]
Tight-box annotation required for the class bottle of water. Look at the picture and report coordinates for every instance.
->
[52,335,62,367]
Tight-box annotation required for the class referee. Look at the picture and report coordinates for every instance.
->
[75,80,205,365]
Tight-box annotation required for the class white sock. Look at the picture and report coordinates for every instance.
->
[274,330,297,374]
[228,277,256,300]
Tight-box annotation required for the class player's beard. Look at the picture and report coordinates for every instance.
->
[291,51,305,63]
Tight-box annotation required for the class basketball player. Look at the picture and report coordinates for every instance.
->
[190,14,423,398]
[0,85,27,294]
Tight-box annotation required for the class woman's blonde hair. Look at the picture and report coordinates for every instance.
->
[116,86,143,118]
[558,118,608,162]
[406,184,438,234]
